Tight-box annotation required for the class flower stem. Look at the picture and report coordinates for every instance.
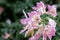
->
[23,10,28,18]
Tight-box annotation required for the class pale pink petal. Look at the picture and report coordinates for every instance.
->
[25,30,30,37]
[48,18,56,28]
[47,28,56,39]
[32,7,38,10]
[20,19,27,25]
[20,18,31,25]
[48,5,52,9]
[32,1,46,14]
[43,32,47,40]
[48,5,57,17]
[19,25,29,34]
[34,33,41,40]
[37,1,45,7]
[29,36,36,40]
[28,11,37,17]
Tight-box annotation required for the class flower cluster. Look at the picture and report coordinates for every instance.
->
[20,1,57,40]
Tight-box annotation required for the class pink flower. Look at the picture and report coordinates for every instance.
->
[20,11,41,25]
[43,18,56,40]
[43,25,56,40]
[20,10,41,37]
[20,1,57,40]
[32,1,46,14]
[20,15,40,36]
[48,5,57,17]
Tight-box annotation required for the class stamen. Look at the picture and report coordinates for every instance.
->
[23,10,28,18]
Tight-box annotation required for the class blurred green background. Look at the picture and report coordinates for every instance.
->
[0,0,60,40]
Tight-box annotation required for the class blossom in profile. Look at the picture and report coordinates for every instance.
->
[20,10,41,37]
[43,18,56,40]
[48,5,57,17]
[32,1,46,14]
